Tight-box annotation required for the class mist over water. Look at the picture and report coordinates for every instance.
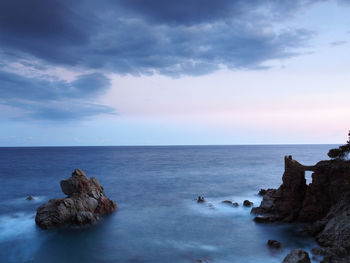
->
[0,145,333,262]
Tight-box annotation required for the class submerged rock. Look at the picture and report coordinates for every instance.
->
[243,200,253,207]
[197,196,205,203]
[221,200,239,207]
[26,195,35,201]
[282,249,310,263]
[35,169,117,229]
[267,239,281,249]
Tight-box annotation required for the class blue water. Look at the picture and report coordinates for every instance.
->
[0,145,334,263]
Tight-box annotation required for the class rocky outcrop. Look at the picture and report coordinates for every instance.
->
[282,249,310,263]
[252,156,350,262]
[267,239,281,249]
[251,156,310,222]
[35,169,117,229]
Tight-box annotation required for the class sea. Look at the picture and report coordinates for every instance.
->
[0,145,334,263]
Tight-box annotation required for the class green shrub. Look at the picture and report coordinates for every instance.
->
[328,131,350,159]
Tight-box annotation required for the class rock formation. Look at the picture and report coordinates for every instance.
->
[197,196,206,203]
[35,169,117,229]
[252,156,350,262]
[243,200,253,207]
[282,249,310,263]
[267,239,282,249]
[26,195,35,201]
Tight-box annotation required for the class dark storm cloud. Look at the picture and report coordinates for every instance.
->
[0,70,115,120]
[0,0,318,74]
[115,0,318,25]
[0,0,325,120]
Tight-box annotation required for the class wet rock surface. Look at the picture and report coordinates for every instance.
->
[26,195,35,201]
[267,239,281,249]
[253,156,350,263]
[35,169,117,229]
[243,200,253,207]
[197,196,206,203]
[282,249,310,263]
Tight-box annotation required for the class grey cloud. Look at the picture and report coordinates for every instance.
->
[0,0,338,121]
[330,40,347,46]
[0,0,319,76]
[0,70,115,120]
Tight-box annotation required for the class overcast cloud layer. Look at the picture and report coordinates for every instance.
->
[0,0,338,120]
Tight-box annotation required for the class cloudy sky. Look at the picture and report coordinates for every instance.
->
[0,0,350,146]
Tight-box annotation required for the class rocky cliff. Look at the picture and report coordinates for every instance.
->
[253,156,350,262]
[35,169,117,229]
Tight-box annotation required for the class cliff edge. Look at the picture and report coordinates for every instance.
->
[253,156,350,262]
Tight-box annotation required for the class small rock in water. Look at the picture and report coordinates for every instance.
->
[26,195,35,201]
[232,202,239,207]
[197,196,205,203]
[35,169,117,229]
[282,249,310,263]
[195,257,211,263]
[243,200,253,207]
[222,200,232,204]
[267,239,281,249]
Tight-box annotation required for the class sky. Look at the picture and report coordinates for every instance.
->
[0,0,350,146]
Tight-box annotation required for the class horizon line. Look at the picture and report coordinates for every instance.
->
[0,143,341,148]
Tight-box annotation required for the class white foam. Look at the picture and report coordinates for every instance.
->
[154,239,218,252]
[186,194,261,217]
[0,212,37,242]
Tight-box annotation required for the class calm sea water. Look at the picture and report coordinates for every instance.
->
[0,145,334,263]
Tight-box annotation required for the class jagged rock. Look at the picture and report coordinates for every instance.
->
[282,249,310,263]
[315,194,350,249]
[267,239,281,249]
[222,200,232,204]
[35,169,117,229]
[232,202,239,207]
[26,195,35,201]
[243,200,253,207]
[251,188,279,215]
[253,156,350,263]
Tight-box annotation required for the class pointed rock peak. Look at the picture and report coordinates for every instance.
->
[72,169,87,177]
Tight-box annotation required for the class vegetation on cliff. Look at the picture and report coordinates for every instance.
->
[328,130,350,159]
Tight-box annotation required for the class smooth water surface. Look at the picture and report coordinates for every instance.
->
[0,145,334,263]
